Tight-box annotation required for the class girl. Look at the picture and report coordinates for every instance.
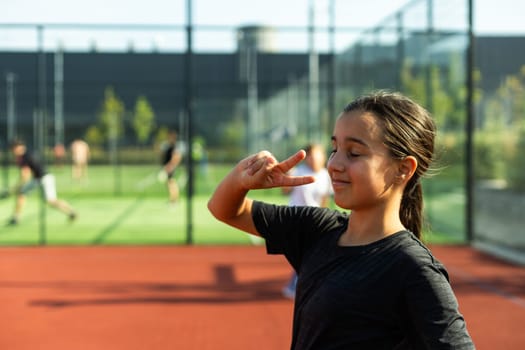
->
[208,91,475,349]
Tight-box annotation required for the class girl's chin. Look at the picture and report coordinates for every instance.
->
[333,198,351,210]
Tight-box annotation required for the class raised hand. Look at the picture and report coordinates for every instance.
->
[238,150,315,190]
[208,149,316,235]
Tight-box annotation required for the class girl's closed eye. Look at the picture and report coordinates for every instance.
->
[329,147,360,158]
[345,147,362,158]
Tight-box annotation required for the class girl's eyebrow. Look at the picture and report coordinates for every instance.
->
[331,136,369,148]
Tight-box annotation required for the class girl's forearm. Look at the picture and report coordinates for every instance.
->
[207,168,257,235]
[208,169,246,219]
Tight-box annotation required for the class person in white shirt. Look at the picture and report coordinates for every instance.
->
[281,143,333,298]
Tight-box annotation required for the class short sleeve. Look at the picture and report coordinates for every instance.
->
[251,201,345,271]
[404,261,475,349]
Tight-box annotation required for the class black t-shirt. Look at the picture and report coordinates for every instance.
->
[161,142,176,166]
[16,152,46,179]
[252,201,475,350]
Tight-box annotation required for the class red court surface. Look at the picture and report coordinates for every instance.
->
[0,245,524,350]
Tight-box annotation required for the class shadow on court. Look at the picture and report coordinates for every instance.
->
[0,245,524,350]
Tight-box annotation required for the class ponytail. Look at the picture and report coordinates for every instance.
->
[400,177,423,239]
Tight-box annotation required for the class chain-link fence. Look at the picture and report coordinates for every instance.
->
[0,0,523,263]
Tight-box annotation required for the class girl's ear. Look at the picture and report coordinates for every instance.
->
[396,156,417,184]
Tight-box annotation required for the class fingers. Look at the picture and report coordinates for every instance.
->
[245,154,268,176]
[278,150,306,173]
[242,150,313,188]
[275,150,315,187]
[282,174,315,187]
[245,150,302,176]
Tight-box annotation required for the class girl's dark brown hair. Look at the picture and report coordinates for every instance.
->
[343,91,435,239]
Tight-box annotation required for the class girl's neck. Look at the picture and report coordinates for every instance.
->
[338,209,405,247]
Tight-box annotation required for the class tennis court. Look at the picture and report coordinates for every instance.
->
[1,245,523,349]
[1,0,523,348]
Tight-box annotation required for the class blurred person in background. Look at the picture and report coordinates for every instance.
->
[70,138,90,183]
[159,130,182,205]
[281,143,333,299]
[7,139,77,226]
[53,143,66,168]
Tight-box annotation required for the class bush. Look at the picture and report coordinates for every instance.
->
[505,127,525,191]
[473,130,508,180]
[435,132,464,171]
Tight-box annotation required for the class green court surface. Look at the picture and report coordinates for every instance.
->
[0,164,466,246]
[0,195,256,245]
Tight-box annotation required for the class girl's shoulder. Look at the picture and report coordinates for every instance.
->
[253,201,348,231]
[392,232,448,275]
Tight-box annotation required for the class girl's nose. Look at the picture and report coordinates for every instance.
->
[327,152,344,172]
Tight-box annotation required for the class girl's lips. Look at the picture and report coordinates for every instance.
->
[331,180,350,189]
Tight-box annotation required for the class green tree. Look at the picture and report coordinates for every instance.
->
[98,86,125,141]
[84,125,104,146]
[401,60,449,131]
[486,65,525,189]
[401,54,482,132]
[482,65,525,131]
[132,95,156,145]
[429,65,453,131]
[400,59,425,104]
[507,126,525,191]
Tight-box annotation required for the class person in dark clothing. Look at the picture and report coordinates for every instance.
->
[208,91,475,349]
[159,130,182,204]
[7,140,77,225]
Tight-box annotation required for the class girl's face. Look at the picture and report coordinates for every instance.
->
[327,110,400,211]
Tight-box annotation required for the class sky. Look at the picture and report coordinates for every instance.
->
[0,0,523,53]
